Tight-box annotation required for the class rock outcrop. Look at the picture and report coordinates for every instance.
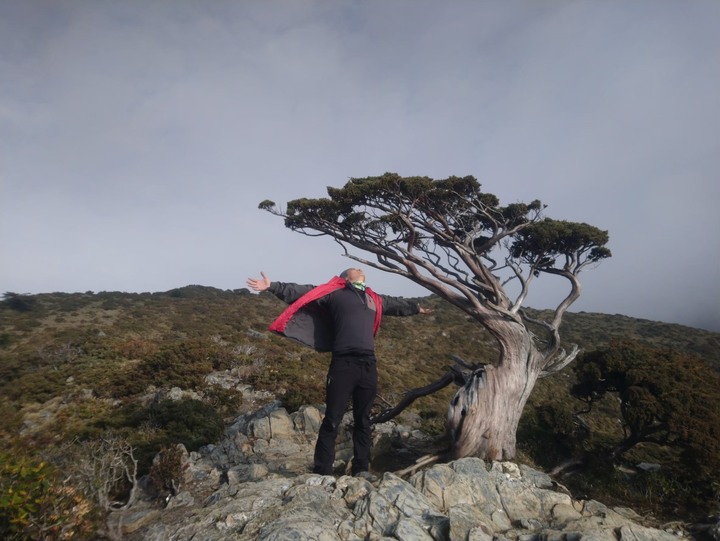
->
[119,398,688,541]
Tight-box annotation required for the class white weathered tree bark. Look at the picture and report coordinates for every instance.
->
[447,321,543,460]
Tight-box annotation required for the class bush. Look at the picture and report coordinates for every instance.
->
[0,452,97,540]
[8,368,67,403]
[203,386,244,416]
[0,400,22,436]
[1,293,36,312]
[149,445,188,499]
[282,386,324,413]
[137,339,236,390]
[94,398,224,475]
[112,338,159,360]
[517,403,589,468]
[143,399,224,452]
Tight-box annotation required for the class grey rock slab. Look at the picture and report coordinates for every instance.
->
[268,407,296,439]
[618,524,686,541]
[495,471,573,523]
[411,458,502,513]
[447,503,494,541]
[292,405,323,435]
[392,516,435,541]
[550,502,584,526]
[117,509,161,535]
[122,394,690,541]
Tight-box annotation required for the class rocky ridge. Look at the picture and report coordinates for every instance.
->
[116,388,689,541]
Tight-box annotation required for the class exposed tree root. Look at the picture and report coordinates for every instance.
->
[394,453,441,478]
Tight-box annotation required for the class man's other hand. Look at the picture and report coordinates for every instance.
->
[247,272,271,292]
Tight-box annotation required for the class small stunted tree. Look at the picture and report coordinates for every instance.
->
[260,173,610,460]
[1,292,35,312]
[572,341,720,477]
[70,433,139,511]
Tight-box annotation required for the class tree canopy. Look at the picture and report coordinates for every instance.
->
[572,341,720,478]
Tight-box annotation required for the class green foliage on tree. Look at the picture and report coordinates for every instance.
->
[1,293,36,313]
[567,341,720,518]
[517,403,590,467]
[573,341,720,472]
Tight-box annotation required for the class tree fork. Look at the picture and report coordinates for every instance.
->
[371,356,485,425]
[371,356,494,462]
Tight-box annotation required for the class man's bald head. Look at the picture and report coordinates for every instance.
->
[340,268,366,283]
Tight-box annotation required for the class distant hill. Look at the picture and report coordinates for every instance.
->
[530,308,720,371]
[2,286,717,408]
[3,286,716,355]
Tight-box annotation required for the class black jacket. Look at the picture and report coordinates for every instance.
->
[268,279,419,353]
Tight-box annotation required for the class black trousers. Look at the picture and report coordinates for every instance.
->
[313,356,377,475]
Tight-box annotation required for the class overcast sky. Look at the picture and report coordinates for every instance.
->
[1,1,719,332]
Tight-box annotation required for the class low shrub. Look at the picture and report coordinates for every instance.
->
[203,386,244,416]
[149,445,188,499]
[0,452,97,540]
[141,399,224,452]
[137,339,237,390]
[282,385,324,413]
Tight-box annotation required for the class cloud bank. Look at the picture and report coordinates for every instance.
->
[1,1,719,331]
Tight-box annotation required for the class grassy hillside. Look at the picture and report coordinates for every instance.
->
[1,287,718,530]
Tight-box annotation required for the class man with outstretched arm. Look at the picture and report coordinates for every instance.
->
[247,268,431,478]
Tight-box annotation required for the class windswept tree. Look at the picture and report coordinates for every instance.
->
[572,341,720,477]
[1,292,35,312]
[260,173,610,460]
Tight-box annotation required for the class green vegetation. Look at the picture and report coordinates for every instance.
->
[1,287,719,531]
[0,450,97,540]
[518,340,720,520]
[150,444,189,498]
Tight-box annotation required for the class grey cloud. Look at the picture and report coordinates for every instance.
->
[1,1,718,331]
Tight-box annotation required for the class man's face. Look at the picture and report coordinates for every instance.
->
[343,268,365,283]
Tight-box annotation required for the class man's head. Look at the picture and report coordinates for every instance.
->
[340,268,366,284]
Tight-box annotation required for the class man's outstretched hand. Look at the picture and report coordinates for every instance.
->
[247,272,271,292]
[418,305,433,315]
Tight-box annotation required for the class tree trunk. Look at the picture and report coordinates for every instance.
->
[447,323,541,461]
